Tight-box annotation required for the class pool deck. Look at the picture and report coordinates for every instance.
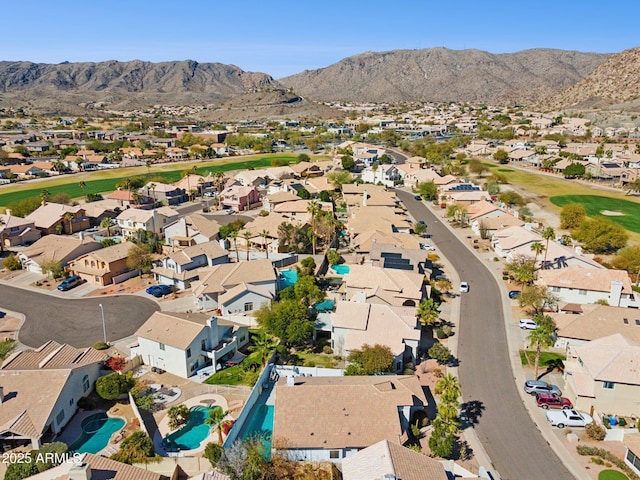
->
[56,409,127,456]
[154,393,232,456]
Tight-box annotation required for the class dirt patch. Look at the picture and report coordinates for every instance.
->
[601,210,625,216]
[0,315,21,341]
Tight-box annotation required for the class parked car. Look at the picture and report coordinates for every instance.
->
[57,275,82,291]
[524,380,561,396]
[536,393,572,409]
[508,290,521,299]
[414,195,422,201]
[145,284,173,297]
[203,191,217,197]
[460,281,470,293]
[519,318,538,330]
[546,409,593,428]
[420,244,436,251]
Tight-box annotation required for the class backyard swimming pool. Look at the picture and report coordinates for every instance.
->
[279,269,299,289]
[241,404,274,458]
[313,298,335,311]
[330,264,350,275]
[162,405,220,451]
[68,413,125,454]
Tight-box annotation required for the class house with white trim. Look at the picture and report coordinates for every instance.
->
[152,241,229,290]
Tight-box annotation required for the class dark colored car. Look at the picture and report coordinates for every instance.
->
[414,195,422,201]
[145,284,173,297]
[536,393,572,410]
[57,275,82,291]
[508,290,521,299]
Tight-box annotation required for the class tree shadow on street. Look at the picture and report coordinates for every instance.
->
[460,400,486,428]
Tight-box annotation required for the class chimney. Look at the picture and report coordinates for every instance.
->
[69,463,92,480]
[78,231,84,241]
[5,209,11,217]
[362,189,367,207]
[286,375,295,386]
[0,386,4,404]
[610,280,623,307]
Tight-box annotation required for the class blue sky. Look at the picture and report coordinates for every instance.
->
[4,1,640,78]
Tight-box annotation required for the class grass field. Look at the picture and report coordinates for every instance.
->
[0,154,302,207]
[519,350,565,367]
[598,470,629,480]
[550,195,640,233]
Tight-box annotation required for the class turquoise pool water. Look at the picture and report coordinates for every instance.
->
[241,404,274,458]
[162,405,220,451]
[331,264,350,275]
[279,269,299,289]
[68,413,125,454]
[313,298,335,311]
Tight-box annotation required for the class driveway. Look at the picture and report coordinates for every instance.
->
[396,189,574,480]
[0,285,159,348]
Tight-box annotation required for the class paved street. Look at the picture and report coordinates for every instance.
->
[0,284,159,348]
[396,189,574,480]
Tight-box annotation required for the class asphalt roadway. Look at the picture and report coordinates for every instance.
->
[0,285,159,348]
[396,189,573,480]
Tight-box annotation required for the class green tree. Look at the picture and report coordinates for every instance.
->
[126,243,153,276]
[563,162,585,178]
[293,274,325,306]
[327,171,353,188]
[243,230,252,260]
[204,407,229,445]
[341,154,355,171]
[572,217,628,254]
[493,149,509,164]
[611,245,640,279]
[41,259,64,278]
[64,211,75,234]
[346,344,394,375]
[297,153,310,163]
[100,217,115,237]
[167,404,191,430]
[96,372,135,400]
[560,203,586,229]
[307,200,320,255]
[435,374,461,403]
[297,187,310,199]
[518,285,558,316]
[0,339,16,360]
[505,255,536,285]
[468,158,488,177]
[417,181,438,201]
[257,299,313,346]
[428,342,451,365]
[326,249,342,266]
[260,229,270,259]
[530,242,545,268]
[229,230,240,262]
[203,442,224,468]
[498,190,526,207]
[111,431,156,464]
[79,181,87,200]
[417,298,440,327]
[541,226,555,269]
[3,254,21,271]
[527,314,556,379]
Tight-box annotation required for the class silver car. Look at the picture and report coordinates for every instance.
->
[524,380,561,396]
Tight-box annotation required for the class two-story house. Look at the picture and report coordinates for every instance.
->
[131,312,249,379]
[220,185,260,211]
[67,241,136,286]
[25,203,90,235]
[152,241,229,290]
[116,206,179,239]
[0,210,41,247]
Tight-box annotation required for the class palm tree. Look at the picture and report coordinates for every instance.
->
[417,298,440,328]
[0,218,6,253]
[204,408,229,445]
[277,222,295,251]
[307,200,320,255]
[79,181,86,201]
[435,374,461,403]
[145,160,151,177]
[229,230,240,262]
[527,314,556,380]
[149,183,157,204]
[541,227,555,270]
[197,177,205,198]
[242,230,251,261]
[64,212,75,234]
[249,331,279,367]
[530,242,545,270]
[260,229,270,259]
[40,189,50,205]
[100,217,115,238]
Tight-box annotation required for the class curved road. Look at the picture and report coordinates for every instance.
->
[396,189,572,480]
[0,285,159,348]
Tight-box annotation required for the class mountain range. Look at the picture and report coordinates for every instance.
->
[1,47,639,117]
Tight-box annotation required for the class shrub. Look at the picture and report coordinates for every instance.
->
[441,325,452,337]
[111,431,156,465]
[3,254,21,271]
[93,341,109,350]
[591,457,604,465]
[203,442,223,468]
[410,422,421,439]
[576,445,639,479]
[167,404,191,430]
[433,368,443,378]
[106,356,127,372]
[304,360,316,367]
[322,345,332,354]
[585,423,606,441]
[436,328,447,339]
[96,372,134,400]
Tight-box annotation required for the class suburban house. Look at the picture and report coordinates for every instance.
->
[141,182,186,205]
[116,206,180,238]
[0,341,106,450]
[368,242,428,274]
[342,265,426,307]
[552,304,640,349]
[17,235,101,273]
[342,440,448,480]
[350,230,423,255]
[360,164,402,187]
[262,190,299,212]
[152,241,229,290]
[67,241,136,286]
[191,260,277,313]
[0,211,41,247]
[563,334,640,416]
[289,161,323,178]
[238,213,292,256]
[537,265,636,307]
[331,301,422,372]
[26,452,171,480]
[273,199,333,223]
[272,375,427,462]
[25,203,90,235]
[106,188,153,208]
[346,206,412,237]
[164,214,221,247]
[624,435,640,478]
[131,312,249,378]
[220,185,260,211]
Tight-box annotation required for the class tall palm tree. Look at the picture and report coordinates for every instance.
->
[541,227,555,270]
[214,172,225,209]
[307,200,320,255]
[417,298,440,328]
[435,374,461,403]
[204,407,229,445]
[100,217,115,238]
[527,314,556,380]
[530,242,545,270]
[249,331,279,367]
[63,212,75,234]
[242,231,251,261]
[40,189,50,205]
[0,218,6,253]
[145,160,151,177]
[78,181,86,201]
[229,230,240,262]
[260,229,270,259]
[149,183,157,204]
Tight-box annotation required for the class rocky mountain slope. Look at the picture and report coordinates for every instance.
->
[545,47,640,109]
[279,48,608,104]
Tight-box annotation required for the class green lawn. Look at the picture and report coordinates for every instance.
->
[203,350,263,386]
[497,168,514,172]
[0,154,300,206]
[598,470,629,480]
[520,350,565,367]
[550,195,640,233]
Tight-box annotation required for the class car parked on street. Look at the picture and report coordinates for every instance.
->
[524,380,561,396]
[57,275,82,291]
[508,290,521,299]
[535,393,572,409]
[546,409,593,428]
[145,284,173,298]
[519,318,538,330]
[420,244,436,251]
[460,282,469,293]
[414,195,422,201]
